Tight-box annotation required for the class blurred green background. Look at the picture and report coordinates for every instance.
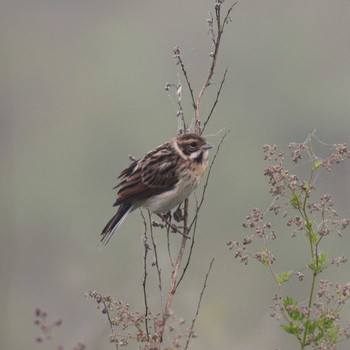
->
[2,0,350,349]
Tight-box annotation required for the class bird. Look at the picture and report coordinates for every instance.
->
[100,133,214,244]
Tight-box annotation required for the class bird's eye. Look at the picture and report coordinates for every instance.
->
[190,141,198,148]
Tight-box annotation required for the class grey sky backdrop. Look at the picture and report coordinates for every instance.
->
[2,0,350,349]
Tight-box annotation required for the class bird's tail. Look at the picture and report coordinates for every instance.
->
[100,204,133,245]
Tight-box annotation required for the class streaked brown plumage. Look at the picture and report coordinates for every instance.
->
[101,133,213,244]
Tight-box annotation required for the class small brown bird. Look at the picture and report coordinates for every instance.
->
[101,133,213,244]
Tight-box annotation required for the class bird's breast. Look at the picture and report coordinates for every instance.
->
[136,155,209,213]
[138,175,199,213]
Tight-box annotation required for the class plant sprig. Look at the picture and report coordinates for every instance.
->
[229,131,350,349]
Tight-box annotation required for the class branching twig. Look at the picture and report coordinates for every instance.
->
[189,129,230,230]
[176,130,230,290]
[96,3,235,348]
[166,225,175,268]
[173,49,196,111]
[201,67,228,134]
[157,199,191,345]
[194,2,238,133]
[101,298,119,350]
[165,78,187,133]
[149,211,164,317]
[141,211,150,339]
[172,2,237,135]
[184,258,215,350]
[157,213,190,238]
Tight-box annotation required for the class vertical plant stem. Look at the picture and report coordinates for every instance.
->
[300,168,318,348]
[141,210,150,339]
[157,199,189,346]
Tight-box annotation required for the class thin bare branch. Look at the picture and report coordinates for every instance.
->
[184,258,215,350]
[165,79,187,133]
[101,297,119,350]
[189,129,231,231]
[167,227,175,268]
[173,47,196,111]
[149,211,164,317]
[157,213,189,237]
[177,130,229,289]
[140,210,150,339]
[194,2,238,133]
[157,199,190,345]
[201,67,228,135]
[176,211,198,290]
[220,1,237,36]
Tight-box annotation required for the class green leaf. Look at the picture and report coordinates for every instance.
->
[329,327,339,344]
[317,316,334,330]
[312,317,339,344]
[308,253,328,273]
[283,296,297,308]
[282,297,305,321]
[305,220,313,232]
[313,160,322,170]
[275,271,294,285]
[290,309,303,321]
[290,193,301,209]
[305,320,316,335]
[281,323,299,335]
[303,181,310,193]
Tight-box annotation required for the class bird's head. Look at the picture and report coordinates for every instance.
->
[175,133,214,162]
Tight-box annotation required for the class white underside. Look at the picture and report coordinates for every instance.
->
[137,181,198,213]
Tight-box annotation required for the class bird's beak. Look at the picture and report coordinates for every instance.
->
[202,142,214,150]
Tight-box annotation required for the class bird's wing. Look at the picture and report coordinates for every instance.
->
[113,145,180,206]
